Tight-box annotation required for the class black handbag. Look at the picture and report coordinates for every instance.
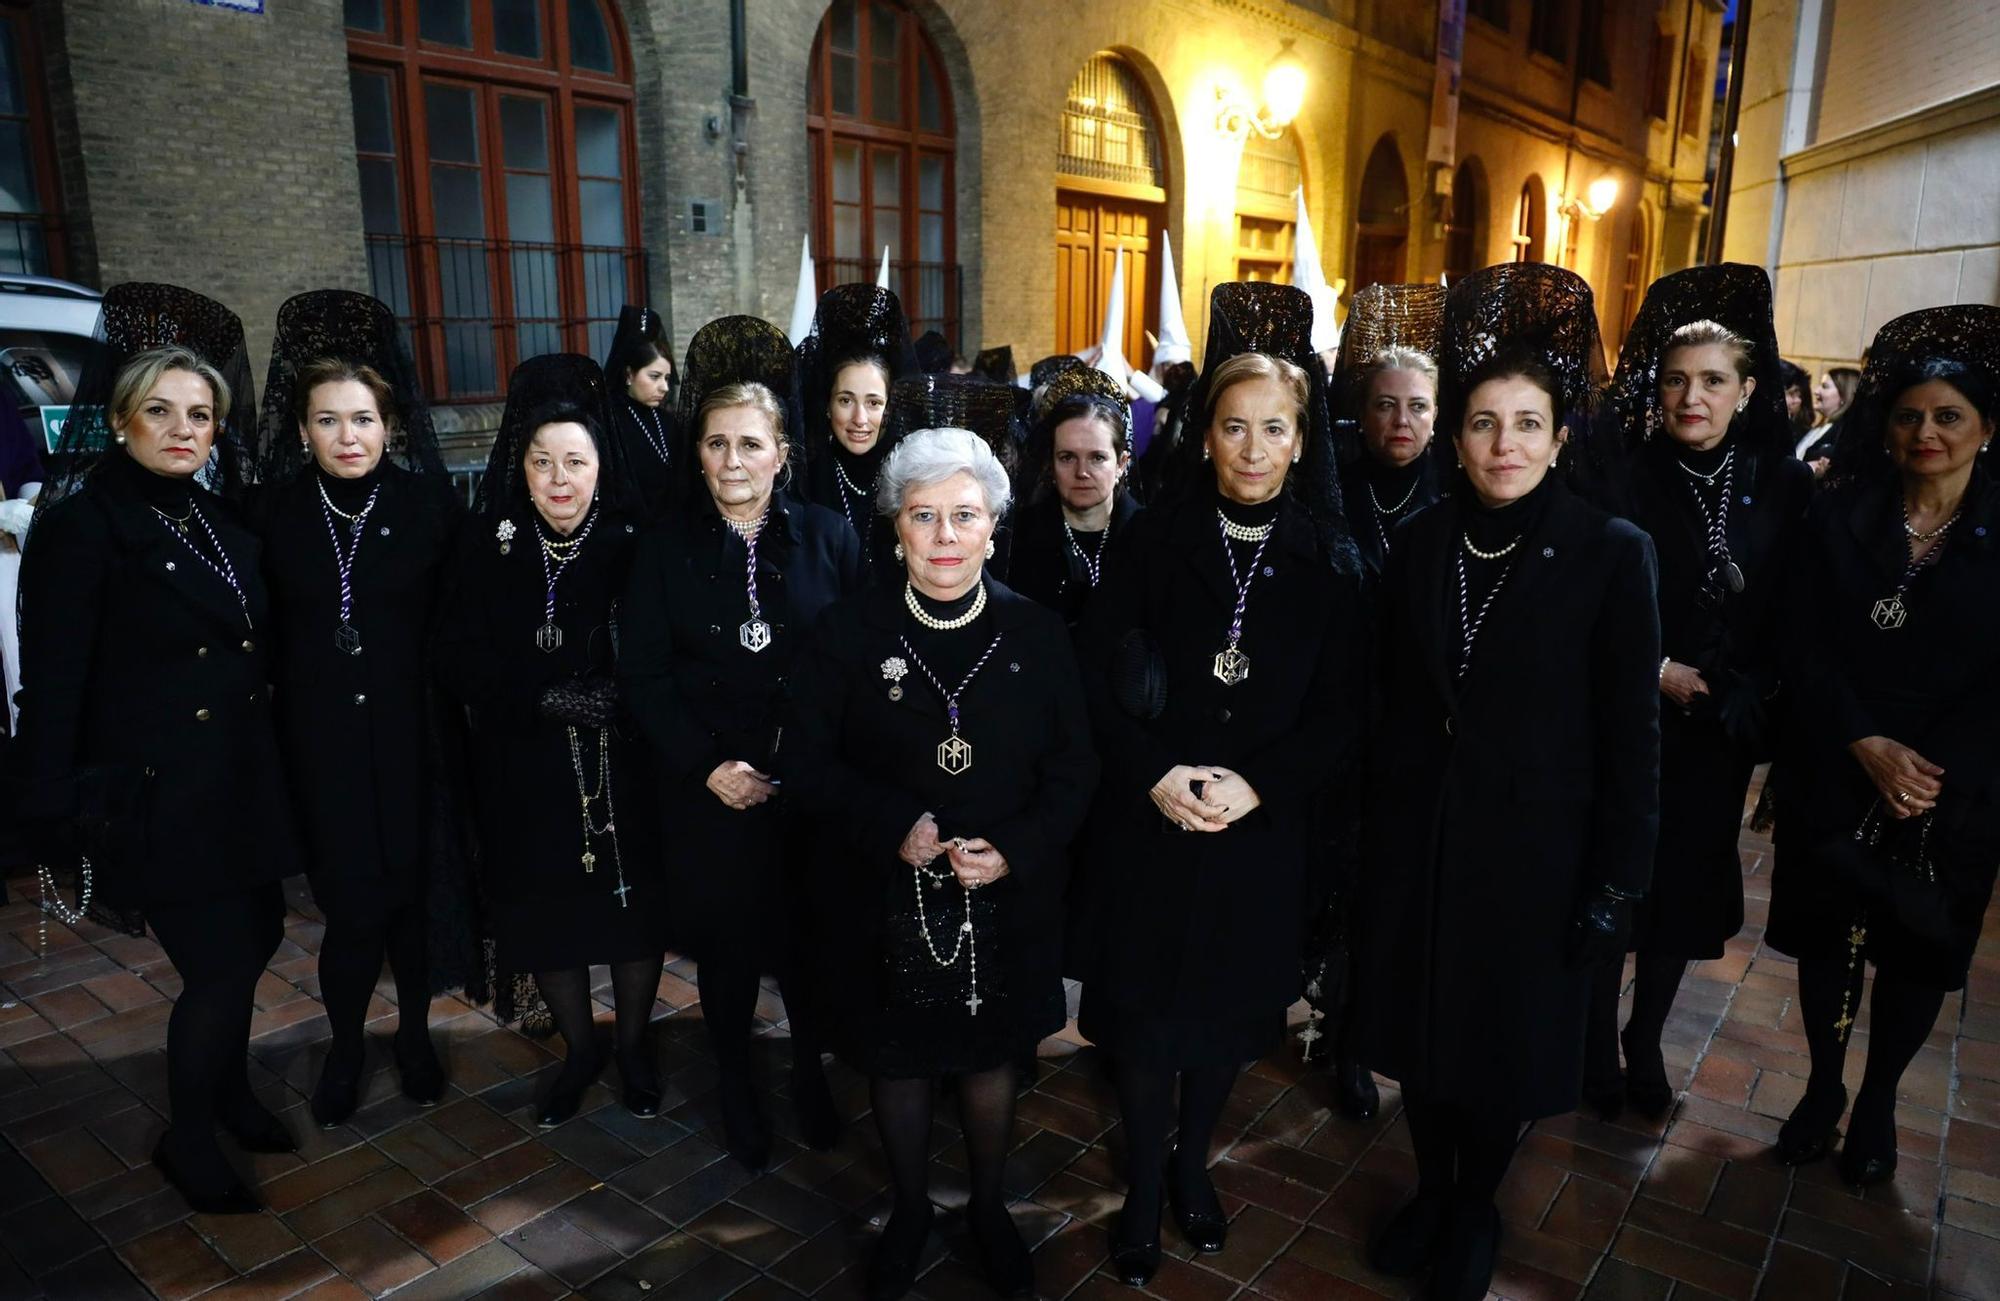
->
[1110,628,1167,720]
[880,865,1003,1014]
[537,673,619,727]
[1815,801,1953,946]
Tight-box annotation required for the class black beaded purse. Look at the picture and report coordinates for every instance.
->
[880,866,1004,1014]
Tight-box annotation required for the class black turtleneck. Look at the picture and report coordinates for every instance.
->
[1366,450,1426,503]
[1457,474,1554,653]
[107,446,195,512]
[833,438,888,487]
[316,460,387,514]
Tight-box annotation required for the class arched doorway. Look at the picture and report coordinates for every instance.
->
[1233,126,1303,283]
[1442,159,1485,284]
[1352,135,1408,292]
[1619,202,1654,338]
[1053,52,1167,361]
[346,0,643,399]
[806,0,959,342]
[1511,176,1547,263]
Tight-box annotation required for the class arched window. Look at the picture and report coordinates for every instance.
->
[346,0,642,400]
[0,2,63,276]
[1512,177,1547,263]
[1053,53,1168,360]
[1620,203,1654,336]
[1442,159,1485,284]
[1352,135,1409,291]
[807,0,958,343]
[1233,127,1303,283]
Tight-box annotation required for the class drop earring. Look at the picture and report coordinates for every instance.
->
[983,540,995,560]
[894,542,906,561]
[1202,446,1212,461]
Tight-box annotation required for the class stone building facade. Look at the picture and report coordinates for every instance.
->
[17,0,1733,431]
[1721,0,2000,379]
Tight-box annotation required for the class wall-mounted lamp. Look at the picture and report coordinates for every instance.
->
[1215,41,1308,141]
[1558,175,1621,223]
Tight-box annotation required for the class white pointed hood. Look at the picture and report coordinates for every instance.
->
[787,235,816,347]
[1151,231,1193,370]
[875,245,892,290]
[1291,188,1342,354]
[1094,248,1166,403]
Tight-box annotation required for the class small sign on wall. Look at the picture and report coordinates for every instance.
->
[188,0,266,12]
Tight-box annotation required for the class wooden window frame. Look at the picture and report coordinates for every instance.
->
[0,2,65,278]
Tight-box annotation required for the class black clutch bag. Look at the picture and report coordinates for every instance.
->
[1815,802,1952,946]
[880,864,1003,1014]
[537,673,619,727]
[1111,628,1167,720]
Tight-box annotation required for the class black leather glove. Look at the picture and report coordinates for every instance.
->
[1567,885,1640,968]
[536,673,619,728]
[1715,674,1773,756]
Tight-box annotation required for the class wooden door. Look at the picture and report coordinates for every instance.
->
[1054,189,1160,360]
[1353,227,1407,293]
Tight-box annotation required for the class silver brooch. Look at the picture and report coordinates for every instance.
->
[882,656,908,701]
[495,519,516,555]
[1542,547,1555,558]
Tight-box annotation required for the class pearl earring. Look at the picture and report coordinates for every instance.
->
[984,540,995,560]
[1202,446,1212,461]
[894,542,906,561]
[1735,399,1748,413]
[114,433,127,445]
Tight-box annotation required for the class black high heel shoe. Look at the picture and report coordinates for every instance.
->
[1621,1026,1674,1118]
[1367,1192,1448,1277]
[867,1202,934,1301]
[223,1099,298,1155]
[536,1052,602,1128]
[618,1049,662,1119]
[1837,1099,1899,1187]
[1167,1149,1227,1255]
[152,1136,260,1216]
[1107,1205,1161,1289]
[966,1200,1033,1299]
[311,1044,365,1129]
[1776,1085,1848,1165]
[1331,1055,1380,1122]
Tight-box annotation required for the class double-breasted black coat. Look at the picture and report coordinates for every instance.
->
[253,464,463,920]
[433,508,661,971]
[14,453,300,909]
[1354,482,1661,1120]
[1068,493,1365,1063]
[1003,491,1141,626]
[786,578,1099,1077]
[1625,440,1811,956]
[621,498,865,963]
[1767,470,2000,990]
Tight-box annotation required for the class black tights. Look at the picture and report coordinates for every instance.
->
[873,1065,1017,1248]
[1112,1062,1239,1242]
[148,885,284,1186]
[698,958,820,1082]
[1587,951,1691,1075]
[1403,1088,1519,1208]
[536,957,664,1089]
[317,900,431,1066]
[1795,956,1945,1151]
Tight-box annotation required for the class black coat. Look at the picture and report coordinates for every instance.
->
[1003,492,1141,627]
[786,579,1098,1074]
[1626,440,1813,956]
[1068,495,1366,1031]
[613,400,676,517]
[621,499,865,962]
[13,455,300,909]
[253,465,463,918]
[433,508,660,970]
[1767,471,2000,989]
[803,450,899,575]
[1342,451,1443,581]
[1354,483,1661,1120]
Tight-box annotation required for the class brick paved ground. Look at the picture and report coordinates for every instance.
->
[2,805,1998,1300]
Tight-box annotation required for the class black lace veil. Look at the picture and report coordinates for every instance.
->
[257,289,444,484]
[673,314,808,507]
[603,303,669,389]
[1609,263,1789,456]
[472,353,633,525]
[797,283,919,460]
[884,372,1024,480]
[40,282,258,511]
[1159,281,1360,576]
[1838,304,2000,483]
[1019,364,1131,504]
[973,346,1017,385]
[1332,282,1446,417]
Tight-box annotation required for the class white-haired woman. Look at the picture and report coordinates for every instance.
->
[789,427,1099,1301]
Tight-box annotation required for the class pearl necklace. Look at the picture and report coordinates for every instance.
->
[1461,533,1522,561]
[1369,478,1420,516]
[1217,509,1275,543]
[904,580,986,630]
[1903,502,1961,544]
[722,509,767,539]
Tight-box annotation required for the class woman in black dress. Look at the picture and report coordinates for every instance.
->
[1071,282,1365,1287]
[15,284,300,1213]
[605,304,675,512]
[621,315,863,1169]
[1353,265,1660,1301]
[252,290,466,1127]
[1766,305,2000,1186]
[797,284,919,573]
[789,427,1097,1300]
[1585,266,1814,1120]
[1005,365,1141,625]
[1336,283,1447,580]
[435,354,663,1126]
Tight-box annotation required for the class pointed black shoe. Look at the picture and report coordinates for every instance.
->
[223,1100,298,1155]
[1776,1085,1848,1166]
[867,1202,934,1301]
[1429,1202,1501,1301]
[536,1053,602,1128]
[311,1045,365,1130]
[1108,1206,1161,1289]
[1620,1026,1674,1118]
[617,1048,662,1118]
[1837,1101,1898,1187]
[1332,1056,1380,1122]
[1368,1192,1449,1277]
[153,1137,260,1216]
[1167,1151,1227,1255]
[395,1033,447,1106]
[966,1200,1034,1299]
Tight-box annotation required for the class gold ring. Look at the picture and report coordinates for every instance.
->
[1896,791,1910,804]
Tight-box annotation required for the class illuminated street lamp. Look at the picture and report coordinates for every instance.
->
[1215,41,1308,140]
[1559,175,1621,224]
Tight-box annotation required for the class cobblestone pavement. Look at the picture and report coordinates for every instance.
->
[2,807,1998,1300]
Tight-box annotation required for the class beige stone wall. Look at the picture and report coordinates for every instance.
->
[1721,0,2000,378]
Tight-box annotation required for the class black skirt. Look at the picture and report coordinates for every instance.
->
[1077,996,1282,1070]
